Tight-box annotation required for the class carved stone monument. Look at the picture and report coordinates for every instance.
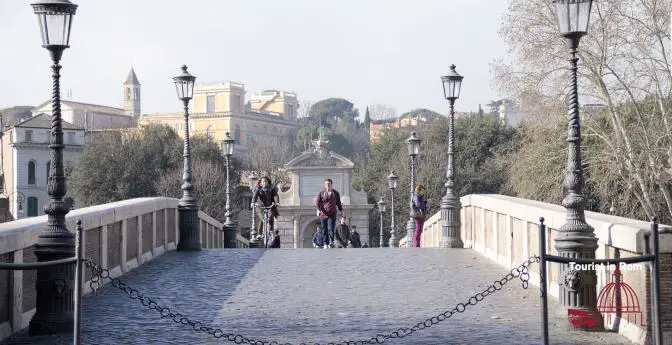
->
[273,133,372,248]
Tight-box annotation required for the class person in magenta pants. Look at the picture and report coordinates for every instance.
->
[412,184,427,247]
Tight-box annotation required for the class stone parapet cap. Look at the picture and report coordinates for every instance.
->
[198,210,222,229]
[461,194,672,253]
[0,197,179,254]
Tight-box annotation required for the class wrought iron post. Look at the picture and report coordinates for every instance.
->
[389,189,396,247]
[406,155,417,248]
[440,64,464,248]
[551,0,600,328]
[221,132,237,248]
[405,132,420,248]
[377,197,386,248]
[29,0,78,334]
[388,171,398,247]
[440,98,463,248]
[175,66,200,251]
[379,211,384,248]
[554,34,600,327]
[248,172,259,248]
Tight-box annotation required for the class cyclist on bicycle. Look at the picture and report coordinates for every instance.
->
[252,176,280,236]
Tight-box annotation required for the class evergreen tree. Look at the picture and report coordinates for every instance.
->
[364,106,371,127]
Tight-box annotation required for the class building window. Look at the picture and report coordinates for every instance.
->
[125,88,131,100]
[46,160,51,184]
[28,161,36,185]
[25,130,33,143]
[27,196,38,217]
[207,95,215,113]
[232,95,240,112]
[67,132,75,144]
[234,125,241,142]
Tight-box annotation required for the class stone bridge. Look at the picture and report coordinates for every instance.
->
[0,195,669,344]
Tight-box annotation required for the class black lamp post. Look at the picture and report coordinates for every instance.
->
[173,65,200,251]
[387,170,398,247]
[440,64,465,248]
[221,132,237,248]
[552,0,600,328]
[405,132,420,248]
[29,0,78,335]
[377,197,387,248]
[248,171,260,247]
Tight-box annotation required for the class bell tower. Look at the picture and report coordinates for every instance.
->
[123,68,141,119]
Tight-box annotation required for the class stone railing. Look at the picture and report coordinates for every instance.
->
[400,194,672,345]
[0,197,236,342]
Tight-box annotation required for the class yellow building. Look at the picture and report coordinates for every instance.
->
[138,82,300,152]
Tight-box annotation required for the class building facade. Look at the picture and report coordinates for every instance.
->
[273,138,372,248]
[0,113,84,220]
[138,82,300,152]
[32,68,141,130]
[248,90,299,121]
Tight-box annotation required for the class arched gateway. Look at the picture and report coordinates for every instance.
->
[273,139,372,248]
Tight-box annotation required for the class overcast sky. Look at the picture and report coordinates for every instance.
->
[0,0,509,117]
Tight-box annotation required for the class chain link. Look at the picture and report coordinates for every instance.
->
[86,255,541,344]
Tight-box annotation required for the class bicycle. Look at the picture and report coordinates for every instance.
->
[259,203,278,248]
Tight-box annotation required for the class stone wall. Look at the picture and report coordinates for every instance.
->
[400,194,672,345]
[0,197,236,342]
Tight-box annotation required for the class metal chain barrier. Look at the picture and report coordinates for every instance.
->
[86,255,541,344]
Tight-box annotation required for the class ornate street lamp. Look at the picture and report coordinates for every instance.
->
[248,171,260,247]
[405,132,420,248]
[29,0,78,335]
[552,0,600,329]
[440,64,464,248]
[221,132,237,247]
[173,65,200,251]
[377,197,386,248]
[387,170,398,247]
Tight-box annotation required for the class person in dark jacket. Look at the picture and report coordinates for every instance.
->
[315,178,345,248]
[350,225,362,248]
[252,176,279,237]
[412,184,428,247]
[335,219,350,248]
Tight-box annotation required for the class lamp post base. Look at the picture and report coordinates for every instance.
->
[177,206,201,251]
[440,195,463,248]
[223,221,238,248]
[248,236,262,248]
[555,230,601,331]
[406,218,415,247]
[389,235,398,248]
[29,235,75,335]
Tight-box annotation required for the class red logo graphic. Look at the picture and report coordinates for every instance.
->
[567,309,598,328]
[567,265,645,328]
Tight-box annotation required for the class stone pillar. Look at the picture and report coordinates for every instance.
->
[293,215,301,248]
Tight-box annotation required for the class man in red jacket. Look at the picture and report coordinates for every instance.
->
[315,178,345,248]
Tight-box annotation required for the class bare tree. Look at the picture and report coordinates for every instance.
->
[156,160,230,222]
[298,100,314,119]
[493,0,672,222]
[243,140,299,190]
[368,104,398,121]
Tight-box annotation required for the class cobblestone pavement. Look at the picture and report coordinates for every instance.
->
[2,248,636,345]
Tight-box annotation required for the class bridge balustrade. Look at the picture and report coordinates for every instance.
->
[400,193,672,345]
[0,197,243,342]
